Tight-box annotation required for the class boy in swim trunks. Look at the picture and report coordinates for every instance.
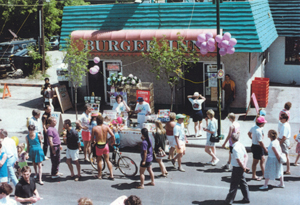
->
[91,115,115,180]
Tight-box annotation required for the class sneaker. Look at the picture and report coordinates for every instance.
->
[57,172,63,176]
[206,161,213,165]
[222,164,230,170]
[277,184,285,188]
[178,167,185,172]
[212,159,220,166]
[259,185,268,190]
[45,156,49,160]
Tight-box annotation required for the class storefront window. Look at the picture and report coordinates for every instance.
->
[285,37,300,65]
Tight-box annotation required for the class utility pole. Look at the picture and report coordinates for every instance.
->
[214,0,222,137]
[38,0,45,74]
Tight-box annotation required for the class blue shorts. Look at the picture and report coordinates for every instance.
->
[193,110,203,122]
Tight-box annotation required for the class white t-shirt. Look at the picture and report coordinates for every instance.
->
[207,118,218,138]
[2,137,18,159]
[189,98,205,110]
[173,123,185,142]
[279,122,291,140]
[29,116,42,133]
[0,196,17,205]
[112,102,126,114]
[249,125,263,145]
[80,112,90,132]
[231,141,247,167]
[267,139,282,158]
[135,102,151,115]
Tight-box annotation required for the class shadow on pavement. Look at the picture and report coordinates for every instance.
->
[111,182,139,190]
[248,184,274,192]
[18,97,44,109]
[182,162,205,167]
[197,168,227,173]
[192,200,225,205]
[221,176,231,183]
[283,176,300,182]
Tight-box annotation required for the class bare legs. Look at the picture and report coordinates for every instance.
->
[104,153,113,178]
[285,153,290,173]
[205,146,217,162]
[252,157,265,179]
[156,158,167,175]
[83,141,91,161]
[168,147,175,160]
[66,158,81,177]
[173,153,183,168]
[33,162,43,184]
[194,121,202,137]
[294,154,300,165]
[139,165,155,189]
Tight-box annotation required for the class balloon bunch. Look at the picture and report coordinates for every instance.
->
[196,32,216,55]
[196,32,237,56]
[215,32,237,56]
[89,57,100,75]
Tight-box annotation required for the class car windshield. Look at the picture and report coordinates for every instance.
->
[0,45,13,53]
[50,37,58,42]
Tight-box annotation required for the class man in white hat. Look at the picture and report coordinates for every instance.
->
[187,92,206,137]
[172,114,188,172]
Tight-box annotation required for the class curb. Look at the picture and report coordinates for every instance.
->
[0,83,42,87]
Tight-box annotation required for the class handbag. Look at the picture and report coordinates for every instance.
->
[279,153,286,164]
[209,120,219,142]
[156,147,166,157]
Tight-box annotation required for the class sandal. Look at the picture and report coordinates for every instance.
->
[38,181,44,185]
[74,176,81,181]
[108,176,115,181]
[136,185,144,189]
[252,177,262,181]
[145,182,155,186]
[94,175,102,180]
[284,171,291,175]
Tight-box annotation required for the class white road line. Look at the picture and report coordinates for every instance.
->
[159,180,228,190]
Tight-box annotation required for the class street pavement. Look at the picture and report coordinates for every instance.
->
[0,51,300,204]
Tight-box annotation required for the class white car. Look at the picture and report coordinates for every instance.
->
[56,57,68,83]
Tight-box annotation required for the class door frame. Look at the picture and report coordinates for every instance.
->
[102,59,123,104]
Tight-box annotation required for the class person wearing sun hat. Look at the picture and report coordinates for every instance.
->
[171,114,188,172]
[134,97,151,128]
[187,92,206,137]
[248,116,268,181]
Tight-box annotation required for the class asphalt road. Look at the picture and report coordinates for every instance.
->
[21,145,300,205]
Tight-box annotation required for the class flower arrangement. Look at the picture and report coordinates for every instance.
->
[107,73,141,87]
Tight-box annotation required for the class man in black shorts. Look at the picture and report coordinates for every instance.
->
[42,105,51,159]
[187,92,206,137]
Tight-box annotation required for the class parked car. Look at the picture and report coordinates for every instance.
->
[56,57,69,84]
[50,36,60,50]
[0,39,36,78]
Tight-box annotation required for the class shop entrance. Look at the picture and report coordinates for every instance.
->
[88,60,104,102]
[184,62,204,114]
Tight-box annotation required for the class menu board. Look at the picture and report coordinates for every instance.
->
[211,87,218,101]
[55,85,73,113]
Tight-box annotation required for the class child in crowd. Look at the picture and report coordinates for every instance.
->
[111,124,121,163]
[76,120,84,152]
[294,129,300,166]
[16,143,29,179]
[0,143,8,183]
[89,113,98,133]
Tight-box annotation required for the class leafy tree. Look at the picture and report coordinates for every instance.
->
[0,0,89,40]
[64,37,90,119]
[142,34,199,111]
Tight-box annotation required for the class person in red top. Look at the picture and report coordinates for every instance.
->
[222,74,236,114]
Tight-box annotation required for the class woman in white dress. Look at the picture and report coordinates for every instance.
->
[112,95,130,115]
[260,130,284,189]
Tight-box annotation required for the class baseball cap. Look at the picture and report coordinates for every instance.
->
[256,116,267,123]
[91,113,98,117]
[193,92,200,97]
[176,114,186,119]
[259,110,266,116]
[137,97,144,102]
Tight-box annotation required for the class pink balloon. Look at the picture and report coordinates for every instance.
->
[227,46,235,54]
[208,46,215,52]
[229,38,237,46]
[207,38,215,47]
[201,42,208,50]
[94,65,99,71]
[205,32,213,41]
[94,57,100,64]
[223,32,231,41]
[195,41,202,48]
[218,43,223,49]
[200,49,208,55]
[89,66,98,75]
[219,48,227,56]
[215,35,223,43]
[117,117,123,124]
[221,40,229,48]
[197,34,206,43]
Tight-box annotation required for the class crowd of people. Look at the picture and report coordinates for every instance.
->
[0,81,297,205]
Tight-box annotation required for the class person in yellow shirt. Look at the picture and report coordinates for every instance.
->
[222,74,236,114]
